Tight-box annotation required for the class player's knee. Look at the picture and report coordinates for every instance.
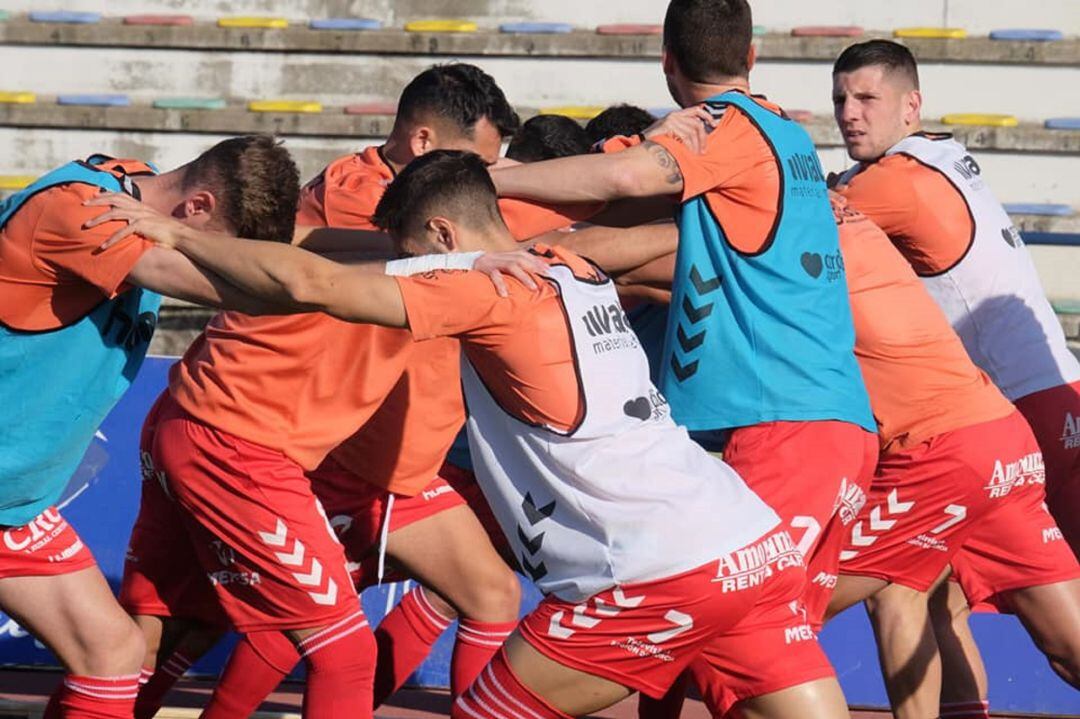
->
[461,568,521,622]
[865,584,929,630]
[75,615,146,676]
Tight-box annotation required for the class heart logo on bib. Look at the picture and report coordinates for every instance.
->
[801,252,824,279]
[623,396,652,421]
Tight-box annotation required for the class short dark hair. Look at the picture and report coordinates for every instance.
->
[396,63,520,139]
[584,104,656,143]
[833,40,920,89]
[506,115,591,162]
[663,0,753,83]
[181,135,299,243]
[373,150,504,239]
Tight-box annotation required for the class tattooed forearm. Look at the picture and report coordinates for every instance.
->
[644,141,684,186]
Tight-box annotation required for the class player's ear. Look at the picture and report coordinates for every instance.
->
[746,43,757,73]
[426,216,457,252]
[178,191,216,223]
[904,89,923,126]
[410,126,435,157]
[661,48,675,77]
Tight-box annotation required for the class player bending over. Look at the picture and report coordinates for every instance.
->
[92,150,854,719]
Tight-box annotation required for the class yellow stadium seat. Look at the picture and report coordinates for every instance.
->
[0,176,35,190]
[218,17,288,29]
[942,113,1019,127]
[248,100,323,113]
[0,92,36,104]
[539,106,606,120]
[893,27,968,39]
[404,20,478,33]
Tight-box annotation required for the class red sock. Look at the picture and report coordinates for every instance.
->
[299,610,377,719]
[453,648,571,719]
[202,631,299,719]
[134,652,193,719]
[637,671,690,719]
[373,587,453,706]
[941,700,991,718]
[44,674,140,719]
[451,617,517,697]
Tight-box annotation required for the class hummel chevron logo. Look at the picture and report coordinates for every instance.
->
[572,604,601,629]
[293,558,323,587]
[258,519,287,547]
[682,296,713,323]
[522,493,556,525]
[689,265,721,294]
[670,355,699,382]
[888,488,915,514]
[275,539,305,567]
[309,579,338,606]
[548,611,574,639]
[677,325,705,352]
[849,522,877,548]
[521,554,548,582]
[647,610,694,644]
[517,526,545,554]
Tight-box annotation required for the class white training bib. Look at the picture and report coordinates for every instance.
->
[461,263,779,603]
[844,135,1080,401]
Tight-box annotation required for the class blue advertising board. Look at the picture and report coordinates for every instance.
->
[0,357,1076,715]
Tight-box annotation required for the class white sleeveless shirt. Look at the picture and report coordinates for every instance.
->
[842,134,1080,401]
[461,263,779,603]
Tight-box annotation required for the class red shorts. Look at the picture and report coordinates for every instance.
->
[0,507,96,579]
[132,394,360,633]
[517,530,830,706]
[723,420,878,624]
[122,393,224,625]
[840,412,1079,602]
[308,456,472,587]
[1015,380,1080,557]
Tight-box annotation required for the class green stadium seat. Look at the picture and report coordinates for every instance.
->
[153,98,227,110]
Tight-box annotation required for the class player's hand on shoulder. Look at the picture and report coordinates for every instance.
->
[83,192,190,251]
[475,249,549,297]
[643,105,718,155]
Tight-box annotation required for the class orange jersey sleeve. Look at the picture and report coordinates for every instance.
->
[837,154,974,275]
[296,147,392,230]
[498,198,603,242]
[651,97,783,254]
[0,183,152,330]
[395,250,583,432]
[834,194,1013,453]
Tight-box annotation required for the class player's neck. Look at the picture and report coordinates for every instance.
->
[131,174,175,215]
[378,138,412,174]
[680,77,751,105]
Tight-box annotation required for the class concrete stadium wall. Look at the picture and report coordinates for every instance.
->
[1,0,1077,34]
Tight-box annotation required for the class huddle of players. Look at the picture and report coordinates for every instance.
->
[2,1,1080,718]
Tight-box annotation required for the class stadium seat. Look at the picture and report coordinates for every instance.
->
[344,102,398,115]
[153,98,226,110]
[0,175,35,190]
[0,92,36,104]
[57,94,130,107]
[786,109,814,122]
[1004,202,1075,216]
[123,15,195,26]
[540,105,606,120]
[942,113,1019,127]
[28,11,101,24]
[791,26,864,37]
[753,25,767,35]
[248,100,323,113]
[893,27,968,39]
[500,22,573,34]
[404,20,479,33]
[218,17,289,29]
[1045,117,1080,130]
[595,24,662,35]
[0,10,9,21]
[309,18,383,30]
[989,29,1065,41]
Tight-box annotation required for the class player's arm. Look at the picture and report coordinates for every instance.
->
[292,225,395,255]
[615,251,676,291]
[543,221,678,275]
[493,141,686,203]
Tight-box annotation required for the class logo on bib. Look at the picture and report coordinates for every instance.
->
[801,252,823,278]
[1062,412,1080,450]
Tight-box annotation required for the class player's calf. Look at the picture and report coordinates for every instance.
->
[1004,578,1080,688]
